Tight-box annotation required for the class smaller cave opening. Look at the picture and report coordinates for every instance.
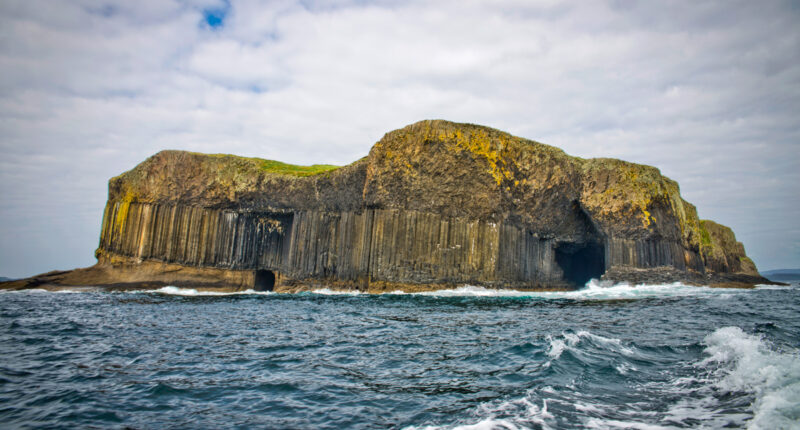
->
[555,242,605,288]
[254,270,275,292]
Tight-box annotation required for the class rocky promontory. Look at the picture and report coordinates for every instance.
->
[1,120,771,292]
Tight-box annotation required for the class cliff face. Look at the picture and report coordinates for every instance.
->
[3,120,768,292]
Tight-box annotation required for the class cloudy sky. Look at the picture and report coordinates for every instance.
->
[0,0,798,278]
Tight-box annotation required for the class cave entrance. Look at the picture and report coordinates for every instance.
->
[555,242,605,287]
[254,270,275,292]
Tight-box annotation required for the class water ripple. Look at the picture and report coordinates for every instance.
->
[0,283,798,428]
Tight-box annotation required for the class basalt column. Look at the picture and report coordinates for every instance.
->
[99,201,291,272]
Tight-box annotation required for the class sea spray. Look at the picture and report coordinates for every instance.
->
[308,280,748,300]
[700,327,800,429]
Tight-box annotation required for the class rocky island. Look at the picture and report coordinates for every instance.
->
[1,120,771,292]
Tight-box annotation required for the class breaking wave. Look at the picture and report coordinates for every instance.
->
[691,326,800,429]
[3,279,764,301]
[309,288,365,295]
[546,330,638,360]
[397,279,744,300]
[414,327,800,429]
[142,286,274,296]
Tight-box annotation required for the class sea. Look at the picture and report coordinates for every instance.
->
[1,279,798,429]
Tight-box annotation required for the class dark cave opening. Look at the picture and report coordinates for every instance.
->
[555,242,606,287]
[254,270,275,292]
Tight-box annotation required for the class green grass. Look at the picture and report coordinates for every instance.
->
[258,159,341,177]
[699,220,712,246]
[197,152,342,177]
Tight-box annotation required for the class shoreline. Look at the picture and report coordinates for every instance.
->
[1,273,785,294]
[0,253,784,294]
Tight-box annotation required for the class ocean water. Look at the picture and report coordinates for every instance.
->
[1,280,799,429]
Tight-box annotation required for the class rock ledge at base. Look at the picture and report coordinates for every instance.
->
[1,120,773,292]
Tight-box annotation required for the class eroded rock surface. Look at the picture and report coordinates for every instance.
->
[2,120,770,292]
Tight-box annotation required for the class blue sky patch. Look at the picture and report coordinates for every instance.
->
[203,1,230,28]
[204,12,224,27]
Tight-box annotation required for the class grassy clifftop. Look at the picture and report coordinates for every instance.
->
[194,152,340,177]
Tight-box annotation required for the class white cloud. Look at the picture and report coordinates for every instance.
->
[0,0,798,277]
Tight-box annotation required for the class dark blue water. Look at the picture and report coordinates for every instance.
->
[1,281,799,429]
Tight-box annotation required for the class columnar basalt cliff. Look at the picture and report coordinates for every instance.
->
[2,120,769,292]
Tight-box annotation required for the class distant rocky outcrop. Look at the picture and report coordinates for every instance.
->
[1,120,771,292]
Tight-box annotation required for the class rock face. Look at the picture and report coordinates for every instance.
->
[2,120,770,292]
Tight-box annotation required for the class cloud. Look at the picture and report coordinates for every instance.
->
[0,0,798,277]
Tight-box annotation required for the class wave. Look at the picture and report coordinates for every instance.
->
[2,279,770,300]
[390,280,746,300]
[551,327,800,429]
[406,397,554,430]
[409,330,644,430]
[309,288,365,295]
[138,286,274,296]
[546,330,637,360]
[755,284,797,290]
[694,326,800,429]
[0,286,109,294]
[0,288,92,294]
[6,279,792,307]
[144,278,751,298]
[0,286,275,296]
[414,327,800,429]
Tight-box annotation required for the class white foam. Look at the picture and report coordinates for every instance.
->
[144,286,273,296]
[580,330,637,355]
[407,397,555,430]
[451,418,520,430]
[574,402,605,413]
[310,288,364,295]
[0,288,92,294]
[546,336,568,359]
[699,326,800,429]
[660,326,800,428]
[409,326,800,430]
[398,285,522,297]
[755,284,796,290]
[4,279,773,299]
[565,279,741,300]
[473,397,554,430]
[615,362,636,375]
[584,419,672,429]
[390,280,748,301]
[403,419,520,430]
[546,330,637,360]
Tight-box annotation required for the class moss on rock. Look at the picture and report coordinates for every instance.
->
[698,219,758,275]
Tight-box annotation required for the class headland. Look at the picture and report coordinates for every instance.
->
[1,120,773,292]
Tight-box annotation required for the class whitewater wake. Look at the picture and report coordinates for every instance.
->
[412,326,800,430]
[691,326,800,429]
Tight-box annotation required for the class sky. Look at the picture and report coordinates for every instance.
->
[0,0,798,278]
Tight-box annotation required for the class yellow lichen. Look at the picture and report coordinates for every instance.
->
[441,128,514,186]
[582,160,667,229]
[114,188,138,234]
